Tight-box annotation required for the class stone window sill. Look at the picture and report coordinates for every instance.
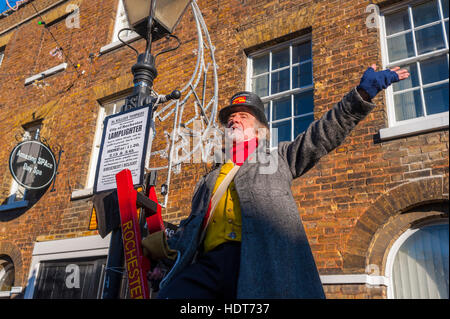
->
[0,200,28,212]
[24,63,68,86]
[70,188,93,200]
[0,287,23,298]
[379,112,449,141]
[99,33,142,55]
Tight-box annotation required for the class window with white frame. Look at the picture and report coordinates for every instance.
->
[381,0,449,126]
[24,235,110,299]
[247,37,314,148]
[0,46,5,68]
[112,0,139,43]
[387,223,449,299]
[0,256,15,292]
[84,96,127,190]
[100,0,141,54]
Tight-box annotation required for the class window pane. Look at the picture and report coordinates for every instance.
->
[272,96,291,121]
[415,24,445,55]
[293,62,313,88]
[13,184,26,201]
[272,48,290,70]
[392,63,420,91]
[104,104,115,116]
[34,257,107,299]
[252,74,269,97]
[293,42,311,63]
[271,120,291,146]
[387,32,415,62]
[443,0,449,18]
[0,257,14,291]
[392,224,449,299]
[294,115,314,136]
[420,55,449,85]
[424,83,449,115]
[253,55,269,75]
[394,89,424,121]
[445,21,449,40]
[385,9,411,35]
[104,99,125,116]
[271,69,290,94]
[412,1,440,27]
[294,90,314,115]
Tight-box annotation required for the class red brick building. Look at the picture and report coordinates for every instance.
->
[0,0,448,299]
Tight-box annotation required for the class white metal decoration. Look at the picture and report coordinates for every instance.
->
[146,0,221,207]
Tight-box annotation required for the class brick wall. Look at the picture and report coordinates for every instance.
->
[0,0,448,298]
[324,284,386,299]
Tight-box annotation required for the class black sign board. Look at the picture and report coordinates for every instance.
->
[9,140,57,190]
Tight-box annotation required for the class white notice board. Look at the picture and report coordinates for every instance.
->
[94,105,151,193]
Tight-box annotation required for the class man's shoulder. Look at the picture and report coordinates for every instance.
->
[275,141,291,158]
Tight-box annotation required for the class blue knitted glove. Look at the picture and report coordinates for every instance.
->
[357,67,399,99]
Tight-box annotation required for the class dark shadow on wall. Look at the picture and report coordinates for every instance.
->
[0,184,51,222]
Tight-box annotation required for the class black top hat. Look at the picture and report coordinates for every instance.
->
[218,91,268,127]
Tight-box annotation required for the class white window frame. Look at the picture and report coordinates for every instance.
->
[245,34,314,148]
[71,97,126,199]
[384,220,449,299]
[0,256,15,293]
[24,234,110,299]
[0,47,5,67]
[99,0,140,55]
[112,0,136,43]
[379,0,449,140]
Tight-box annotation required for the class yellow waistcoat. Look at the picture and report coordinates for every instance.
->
[203,160,242,253]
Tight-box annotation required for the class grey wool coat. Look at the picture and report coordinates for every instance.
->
[160,87,376,298]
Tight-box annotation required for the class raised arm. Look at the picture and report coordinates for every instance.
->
[278,64,409,179]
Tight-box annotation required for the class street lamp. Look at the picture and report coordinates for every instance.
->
[123,0,192,41]
[121,0,190,109]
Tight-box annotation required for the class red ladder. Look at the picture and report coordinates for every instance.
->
[115,169,164,299]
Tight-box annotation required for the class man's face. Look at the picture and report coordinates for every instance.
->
[226,110,257,143]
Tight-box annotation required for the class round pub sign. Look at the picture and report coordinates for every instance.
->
[9,140,57,190]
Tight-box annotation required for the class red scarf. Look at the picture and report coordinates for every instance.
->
[229,137,258,166]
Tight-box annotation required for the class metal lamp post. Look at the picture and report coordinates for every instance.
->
[101,0,191,299]
[122,0,191,110]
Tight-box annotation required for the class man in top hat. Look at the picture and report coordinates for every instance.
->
[145,64,409,299]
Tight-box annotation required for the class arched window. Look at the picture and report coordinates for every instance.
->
[387,223,449,299]
[0,255,15,292]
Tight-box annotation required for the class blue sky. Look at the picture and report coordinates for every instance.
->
[1,1,22,14]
